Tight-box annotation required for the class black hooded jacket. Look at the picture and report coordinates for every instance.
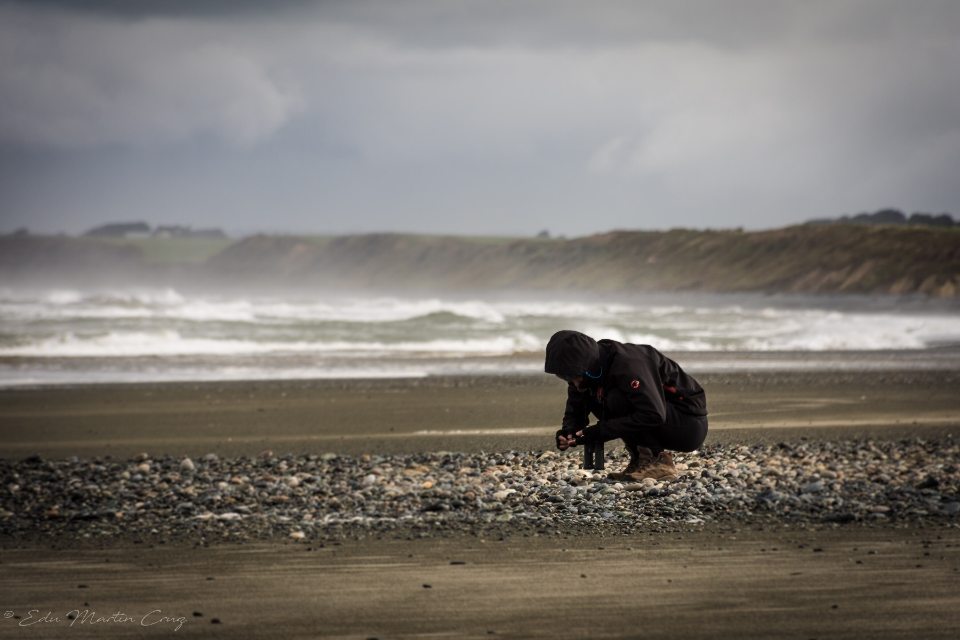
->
[544,331,707,434]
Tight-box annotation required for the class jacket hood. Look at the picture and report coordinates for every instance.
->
[544,330,600,377]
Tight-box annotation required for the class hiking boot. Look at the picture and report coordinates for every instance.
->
[608,445,655,480]
[634,451,678,481]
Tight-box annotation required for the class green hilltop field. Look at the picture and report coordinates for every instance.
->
[86,236,234,265]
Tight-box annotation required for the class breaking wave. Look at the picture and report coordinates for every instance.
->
[1,287,958,385]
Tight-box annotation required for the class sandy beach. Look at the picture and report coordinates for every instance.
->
[1,370,959,638]
[1,370,957,458]
[2,526,958,639]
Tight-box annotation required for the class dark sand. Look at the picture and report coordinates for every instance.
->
[1,371,957,459]
[2,527,958,639]
[2,371,959,638]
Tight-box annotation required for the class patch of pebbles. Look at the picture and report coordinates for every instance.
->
[1,438,957,542]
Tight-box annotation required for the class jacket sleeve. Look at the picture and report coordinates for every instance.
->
[600,363,667,431]
[560,385,590,433]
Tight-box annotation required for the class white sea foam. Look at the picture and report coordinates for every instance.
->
[1,288,959,388]
[0,290,660,325]
[0,331,545,358]
[0,365,431,387]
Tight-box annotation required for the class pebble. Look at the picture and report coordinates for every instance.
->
[801,481,825,494]
[1,438,957,542]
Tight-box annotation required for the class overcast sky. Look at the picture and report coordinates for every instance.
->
[1,0,959,237]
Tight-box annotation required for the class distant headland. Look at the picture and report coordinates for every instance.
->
[2,218,958,298]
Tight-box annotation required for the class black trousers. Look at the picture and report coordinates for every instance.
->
[585,403,708,456]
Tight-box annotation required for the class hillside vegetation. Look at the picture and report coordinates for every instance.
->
[206,225,959,297]
[90,236,234,264]
[3,225,958,297]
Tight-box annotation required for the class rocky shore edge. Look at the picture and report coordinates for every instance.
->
[2,437,958,545]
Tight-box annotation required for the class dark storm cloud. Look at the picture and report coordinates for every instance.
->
[331,0,960,52]
[3,0,315,18]
[1,0,958,235]
[0,3,305,148]
[319,0,960,51]
[15,1,960,48]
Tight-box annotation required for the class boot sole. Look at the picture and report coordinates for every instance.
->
[646,472,677,481]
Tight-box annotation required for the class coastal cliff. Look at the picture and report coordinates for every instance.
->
[206,225,959,297]
[4,225,958,297]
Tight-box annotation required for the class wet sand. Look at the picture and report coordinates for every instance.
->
[2,371,959,638]
[2,526,958,639]
[1,371,957,459]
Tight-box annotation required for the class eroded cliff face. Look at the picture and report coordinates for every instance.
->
[205,226,960,298]
[4,225,958,298]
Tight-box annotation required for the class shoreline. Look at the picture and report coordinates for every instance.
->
[5,347,960,390]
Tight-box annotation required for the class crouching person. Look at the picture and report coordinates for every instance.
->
[544,330,708,481]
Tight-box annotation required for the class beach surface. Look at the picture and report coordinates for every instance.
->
[1,371,957,459]
[2,525,958,639]
[1,371,959,638]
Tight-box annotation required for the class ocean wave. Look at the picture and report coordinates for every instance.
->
[0,365,431,387]
[0,290,662,325]
[0,331,546,358]
[1,290,959,360]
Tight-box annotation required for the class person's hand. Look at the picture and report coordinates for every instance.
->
[556,431,584,450]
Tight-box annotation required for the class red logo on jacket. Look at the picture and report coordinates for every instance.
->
[630,379,640,389]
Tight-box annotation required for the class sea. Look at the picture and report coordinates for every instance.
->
[1,287,959,387]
